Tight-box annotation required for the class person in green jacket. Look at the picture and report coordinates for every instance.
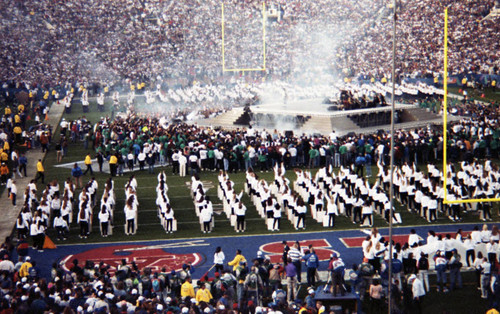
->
[339,144,347,166]
[258,149,268,172]
[308,146,319,168]
[207,148,215,171]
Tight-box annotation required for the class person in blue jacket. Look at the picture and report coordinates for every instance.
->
[71,163,83,188]
[303,248,319,287]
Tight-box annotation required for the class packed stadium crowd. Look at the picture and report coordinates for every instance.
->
[0,0,498,86]
[2,222,500,314]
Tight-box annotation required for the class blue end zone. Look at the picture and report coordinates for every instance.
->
[28,223,485,279]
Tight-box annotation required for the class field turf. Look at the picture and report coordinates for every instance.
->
[20,98,496,245]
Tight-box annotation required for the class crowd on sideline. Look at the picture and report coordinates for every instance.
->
[1,222,500,313]
[0,96,55,187]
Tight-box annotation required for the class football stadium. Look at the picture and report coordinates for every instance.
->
[0,0,499,313]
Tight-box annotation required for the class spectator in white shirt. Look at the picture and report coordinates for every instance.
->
[98,204,111,237]
[480,257,491,299]
[471,226,482,244]
[213,246,225,274]
[426,230,437,245]
[463,234,476,267]
[53,214,68,241]
[486,239,498,266]
[178,153,188,177]
[408,229,420,247]
[409,274,426,313]
[481,224,492,243]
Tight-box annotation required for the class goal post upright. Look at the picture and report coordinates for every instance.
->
[443,5,449,204]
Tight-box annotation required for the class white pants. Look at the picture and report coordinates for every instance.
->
[179,163,186,177]
[418,270,430,292]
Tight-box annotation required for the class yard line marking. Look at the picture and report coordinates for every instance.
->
[88,217,268,229]
[114,240,209,252]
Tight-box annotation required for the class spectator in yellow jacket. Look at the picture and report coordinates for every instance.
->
[181,277,195,299]
[83,153,93,175]
[228,249,246,272]
[109,154,118,177]
[35,159,45,183]
[195,283,213,304]
[0,162,9,185]
[19,256,32,278]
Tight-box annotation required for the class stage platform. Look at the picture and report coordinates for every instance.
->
[250,98,418,117]
[194,98,458,136]
[314,285,360,313]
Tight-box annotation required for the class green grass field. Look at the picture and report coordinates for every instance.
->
[449,86,500,103]
[21,98,495,245]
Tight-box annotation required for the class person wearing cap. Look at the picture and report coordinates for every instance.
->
[254,250,265,265]
[408,274,425,314]
[211,271,223,299]
[305,288,315,309]
[434,251,448,292]
[180,263,195,282]
[156,303,165,313]
[169,270,183,296]
[94,291,110,312]
[18,257,32,278]
[269,263,283,291]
